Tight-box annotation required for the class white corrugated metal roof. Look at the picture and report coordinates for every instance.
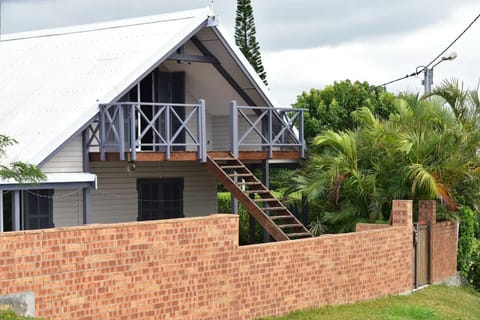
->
[0,7,213,166]
[0,172,97,189]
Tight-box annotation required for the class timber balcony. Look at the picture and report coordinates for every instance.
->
[87,100,306,162]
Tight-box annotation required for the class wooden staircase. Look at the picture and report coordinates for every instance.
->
[206,154,312,241]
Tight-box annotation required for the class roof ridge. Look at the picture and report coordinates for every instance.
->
[1,7,212,42]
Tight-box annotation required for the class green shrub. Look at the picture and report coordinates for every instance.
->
[217,192,263,244]
[468,240,480,291]
[458,207,476,279]
[0,310,42,320]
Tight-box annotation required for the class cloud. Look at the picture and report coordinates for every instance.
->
[2,0,479,107]
[2,0,236,33]
[263,4,480,106]
[4,0,477,51]
[253,0,479,50]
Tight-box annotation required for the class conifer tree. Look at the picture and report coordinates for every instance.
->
[235,0,268,86]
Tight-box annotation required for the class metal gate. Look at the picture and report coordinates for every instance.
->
[413,223,430,288]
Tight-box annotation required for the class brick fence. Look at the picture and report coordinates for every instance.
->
[0,200,457,320]
[418,200,458,283]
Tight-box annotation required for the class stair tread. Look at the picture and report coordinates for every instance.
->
[270,215,295,220]
[263,207,286,211]
[207,154,312,241]
[254,198,278,202]
[279,224,305,228]
[221,165,245,169]
[287,232,312,238]
[244,190,269,194]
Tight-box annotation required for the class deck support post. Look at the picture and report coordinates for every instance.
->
[0,190,3,232]
[12,190,20,231]
[230,102,239,214]
[231,195,238,215]
[231,172,238,215]
[83,188,90,225]
[249,190,256,243]
[230,100,238,157]
[262,160,270,242]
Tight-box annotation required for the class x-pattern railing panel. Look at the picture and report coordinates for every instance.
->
[171,107,200,145]
[136,104,167,145]
[231,101,306,158]
[271,110,301,145]
[238,108,270,145]
[87,118,100,148]
[96,101,207,162]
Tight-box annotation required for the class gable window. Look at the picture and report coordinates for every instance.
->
[137,178,184,221]
[127,71,186,151]
[23,189,54,230]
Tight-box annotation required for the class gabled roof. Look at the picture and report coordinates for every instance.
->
[0,7,274,167]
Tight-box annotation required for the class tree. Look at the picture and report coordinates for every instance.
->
[294,86,480,232]
[235,0,268,86]
[0,134,45,183]
[293,80,396,145]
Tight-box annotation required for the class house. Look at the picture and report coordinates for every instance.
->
[0,7,310,241]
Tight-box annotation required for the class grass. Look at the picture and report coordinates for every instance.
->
[260,285,480,320]
[0,310,42,320]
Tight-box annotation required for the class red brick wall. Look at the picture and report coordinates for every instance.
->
[356,223,390,232]
[431,221,458,283]
[0,200,452,320]
[417,200,458,283]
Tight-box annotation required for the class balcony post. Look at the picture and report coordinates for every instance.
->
[165,105,171,161]
[268,108,273,159]
[99,104,106,161]
[130,104,137,161]
[299,109,305,158]
[230,100,238,157]
[118,104,125,161]
[199,99,207,162]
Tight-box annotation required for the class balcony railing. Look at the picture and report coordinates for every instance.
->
[89,100,207,162]
[88,99,305,161]
[229,101,306,158]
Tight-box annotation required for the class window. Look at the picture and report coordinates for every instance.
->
[137,178,184,221]
[23,189,54,230]
[135,71,186,151]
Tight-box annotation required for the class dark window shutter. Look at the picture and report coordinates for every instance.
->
[24,189,54,230]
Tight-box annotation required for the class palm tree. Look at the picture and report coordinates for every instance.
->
[296,85,480,232]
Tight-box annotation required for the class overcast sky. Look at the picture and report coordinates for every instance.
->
[2,0,479,106]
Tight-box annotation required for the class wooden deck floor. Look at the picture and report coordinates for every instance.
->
[89,151,302,162]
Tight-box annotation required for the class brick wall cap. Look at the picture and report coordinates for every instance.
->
[0,213,239,236]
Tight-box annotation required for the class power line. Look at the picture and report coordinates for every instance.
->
[425,12,479,69]
[378,12,480,88]
[378,71,417,87]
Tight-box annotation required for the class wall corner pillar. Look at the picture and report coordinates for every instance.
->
[391,200,413,227]
[418,200,436,225]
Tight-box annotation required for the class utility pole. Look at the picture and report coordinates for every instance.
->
[421,52,457,95]
[423,68,434,94]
